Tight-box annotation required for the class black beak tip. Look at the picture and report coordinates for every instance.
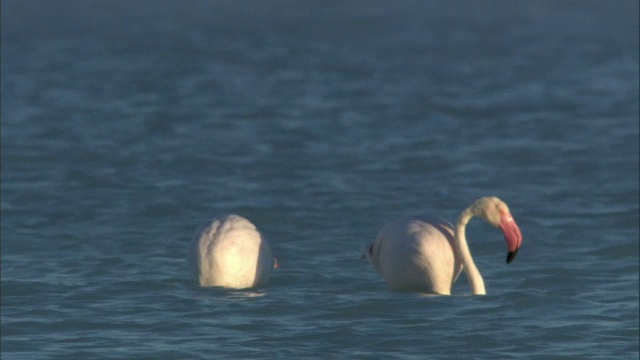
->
[506,248,520,264]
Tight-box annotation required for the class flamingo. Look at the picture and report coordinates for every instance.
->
[362,196,522,295]
[189,215,278,289]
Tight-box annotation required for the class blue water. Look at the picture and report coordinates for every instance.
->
[2,1,638,359]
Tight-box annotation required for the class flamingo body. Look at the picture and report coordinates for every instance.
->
[189,215,274,289]
[367,216,463,294]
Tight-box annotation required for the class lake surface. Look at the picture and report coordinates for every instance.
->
[2,1,638,359]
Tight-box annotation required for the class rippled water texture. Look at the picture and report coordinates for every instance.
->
[2,1,639,359]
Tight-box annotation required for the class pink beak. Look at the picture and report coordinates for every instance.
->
[499,213,522,264]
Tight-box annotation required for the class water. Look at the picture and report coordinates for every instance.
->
[2,1,638,358]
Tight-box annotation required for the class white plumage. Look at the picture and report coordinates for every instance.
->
[189,215,275,289]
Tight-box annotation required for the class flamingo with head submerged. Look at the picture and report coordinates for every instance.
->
[189,215,278,289]
[362,196,522,295]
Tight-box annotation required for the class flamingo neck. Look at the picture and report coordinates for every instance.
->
[456,210,486,295]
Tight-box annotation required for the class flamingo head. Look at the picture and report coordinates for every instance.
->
[470,197,523,264]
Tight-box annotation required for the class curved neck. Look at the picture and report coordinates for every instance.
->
[455,210,486,295]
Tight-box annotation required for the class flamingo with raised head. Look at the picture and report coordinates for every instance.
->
[362,197,522,295]
[189,215,277,289]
